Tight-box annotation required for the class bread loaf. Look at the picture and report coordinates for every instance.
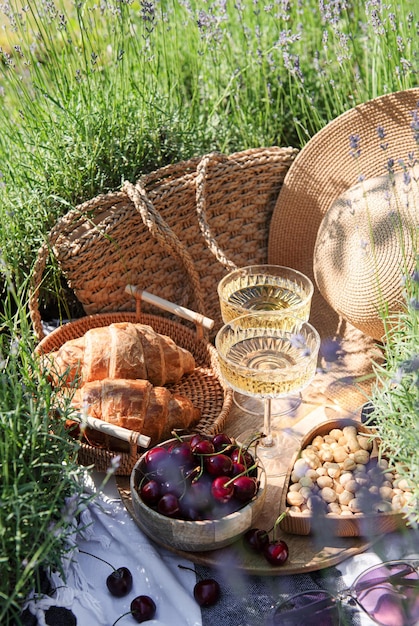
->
[43,322,196,387]
[71,378,201,445]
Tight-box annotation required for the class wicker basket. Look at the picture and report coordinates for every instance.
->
[35,303,232,475]
[29,147,298,341]
[30,146,298,474]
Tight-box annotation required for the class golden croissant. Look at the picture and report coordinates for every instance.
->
[71,378,200,445]
[42,322,196,387]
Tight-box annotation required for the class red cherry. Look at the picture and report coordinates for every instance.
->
[106,567,133,597]
[143,446,170,472]
[192,439,215,455]
[232,475,258,502]
[212,433,232,451]
[140,479,161,506]
[263,540,289,566]
[211,476,234,503]
[157,493,180,517]
[243,528,270,552]
[189,434,204,448]
[204,453,233,476]
[230,461,246,477]
[130,595,156,623]
[193,578,221,607]
[230,447,254,469]
[169,441,195,468]
[178,564,221,607]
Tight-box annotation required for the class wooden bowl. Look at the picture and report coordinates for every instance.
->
[130,436,267,552]
[279,419,411,538]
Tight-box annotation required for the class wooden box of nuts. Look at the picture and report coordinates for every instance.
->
[279,419,412,537]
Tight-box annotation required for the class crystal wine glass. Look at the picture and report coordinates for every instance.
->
[218,265,314,418]
[215,311,320,475]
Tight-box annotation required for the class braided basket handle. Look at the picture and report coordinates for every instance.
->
[29,201,109,342]
[122,180,206,316]
[195,152,238,272]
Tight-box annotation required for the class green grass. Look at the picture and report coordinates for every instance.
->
[0,0,418,290]
[0,0,418,623]
[0,279,88,624]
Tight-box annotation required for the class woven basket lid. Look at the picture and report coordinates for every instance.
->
[268,87,419,407]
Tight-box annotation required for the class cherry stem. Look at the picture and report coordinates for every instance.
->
[224,461,259,488]
[78,549,116,572]
[111,610,132,626]
[245,432,264,450]
[272,511,288,541]
[178,563,202,581]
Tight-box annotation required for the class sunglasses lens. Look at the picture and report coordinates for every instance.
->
[271,590,339,626]
[355,562,419,626]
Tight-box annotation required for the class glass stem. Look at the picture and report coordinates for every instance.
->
[262,397,274,447]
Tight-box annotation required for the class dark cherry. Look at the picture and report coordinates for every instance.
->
[230,447,254,469]
[192,438,215,455]
[185,479,212,511]
[189,434,204,448]
[160,478,184,498]
[130,595,157,623]
[78,550,133,599]
[232,475,257,502]
[140,479,161,506]
[212,432,232,451]
[106,566,133,597]
[178,564,221,607]
[263,539,289,566]
[193,578,221,607]
[211,475,234,503]
[204,453,233,476]
[143,446,170,472]
[157,492,180,517]
[169,441,195,468]
[230,461,246,477]
[243,528,270,552]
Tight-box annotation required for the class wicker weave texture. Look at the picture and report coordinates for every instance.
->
[30,147,298,340]
[37,312,233,475]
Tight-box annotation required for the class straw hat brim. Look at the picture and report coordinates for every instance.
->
[268,87,419,409]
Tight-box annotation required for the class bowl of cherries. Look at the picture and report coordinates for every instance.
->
[130,432,267,552]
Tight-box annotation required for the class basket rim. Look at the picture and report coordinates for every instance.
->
[41,312,233,475]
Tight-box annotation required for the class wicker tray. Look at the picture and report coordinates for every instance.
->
[36,307,233,475]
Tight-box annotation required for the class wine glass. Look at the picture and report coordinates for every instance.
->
[215,311,320,474]
[218,265,314,418]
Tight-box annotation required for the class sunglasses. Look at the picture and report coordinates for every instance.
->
[268,560,419,626]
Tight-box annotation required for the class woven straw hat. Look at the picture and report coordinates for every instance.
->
[314,167,419,341]
[268,87,419,408]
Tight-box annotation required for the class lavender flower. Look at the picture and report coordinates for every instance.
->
[107,454,121,475]
[290,333,311,356]
[386,158,395,174]
[320,338,343,364]
[409,297,419,311]
[410,106,419,145]
[376,125,388,150]
[349,133,361,158]
[403,170,411,186]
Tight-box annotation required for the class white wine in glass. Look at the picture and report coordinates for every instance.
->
[215,312,320,474]
[218,265,313,324]
[218,265,314,417]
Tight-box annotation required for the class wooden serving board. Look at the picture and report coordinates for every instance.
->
[117,402,374,575]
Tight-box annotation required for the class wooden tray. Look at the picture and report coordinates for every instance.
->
[116,404,378,575]
[116,471,372,576]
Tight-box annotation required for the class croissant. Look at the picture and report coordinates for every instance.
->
[43,322,196,387]
[71,378,201,445]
